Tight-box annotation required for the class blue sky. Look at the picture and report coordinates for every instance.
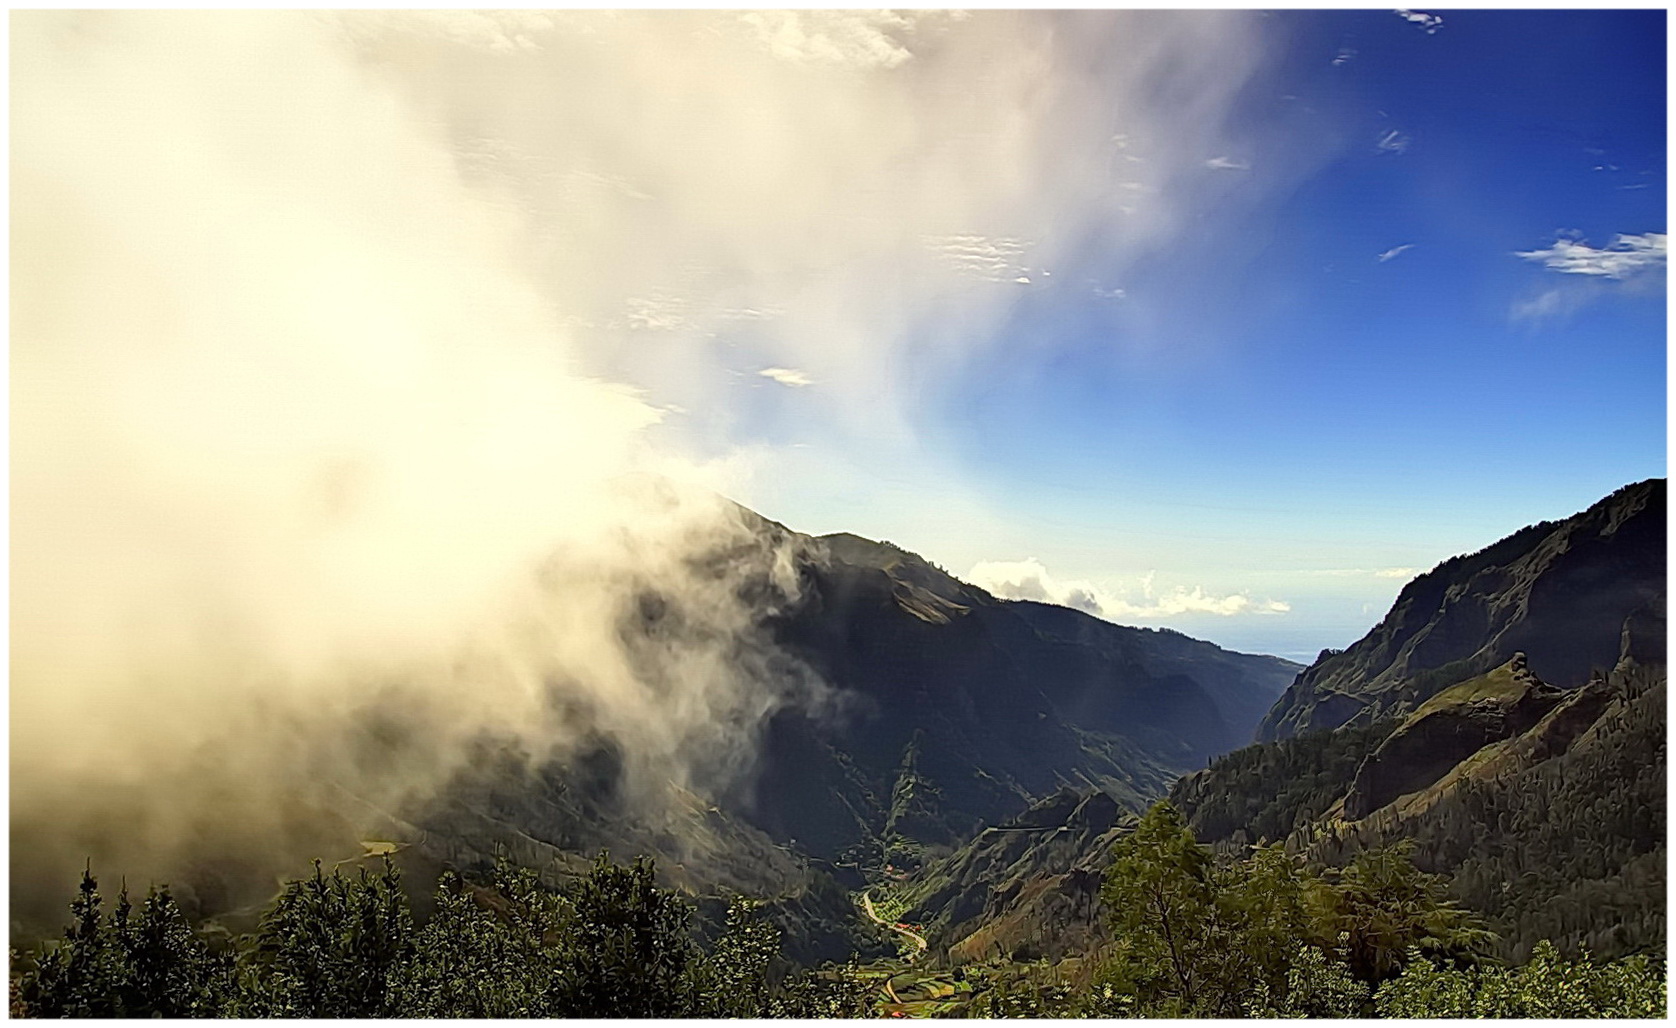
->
[24,11,1657,670]
[716,9,1666,661]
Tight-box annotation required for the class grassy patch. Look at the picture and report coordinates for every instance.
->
[1411,662,1523,720]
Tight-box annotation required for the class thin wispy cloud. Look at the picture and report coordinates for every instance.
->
[1394,9,1443,34]
[758,367,814,388]
[925,234,1033,283]
[1511,288,1571,324]
[623,294,783,333]
[1332,47,1356,67]
[739,10,945,69]
[1377,243,1416,263]
[1205,155,1251,171]
[1511,234,1665,325]
[966,558,1290,622]
[1376,130,1411,154]
[1516,232,1667,279]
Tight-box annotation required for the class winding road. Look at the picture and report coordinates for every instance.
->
[861,890,928,962]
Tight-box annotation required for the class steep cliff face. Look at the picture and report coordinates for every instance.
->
[1258,479,1665,742]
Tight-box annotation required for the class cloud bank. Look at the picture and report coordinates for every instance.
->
[967,559,1290,621]
[12,9,1275,909]
[12,10,823,910]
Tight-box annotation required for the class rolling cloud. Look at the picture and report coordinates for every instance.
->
[12,9,1278,905]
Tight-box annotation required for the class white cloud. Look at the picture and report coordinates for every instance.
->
[623,293,784,333]
[739,10,945,69]
[8,8,1285,886]
[965,558,1289,621]
[1332,47,1356,66]
[1515,232,1667,280]
[758,367,814,387]
[625,293,698,333]
[1377,243,1415,263]
[1376,129,1411,154]
[1394,10,1443,34]
[1205,155,1251,170]
[1093,286,1127,300]
[12,9,839,890]
[925,234,1033,283]
[318,8,1275,456]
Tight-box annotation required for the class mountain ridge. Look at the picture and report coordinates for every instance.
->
[738,518,1298,871]
[1258,478,1664,741]
[1167,478,1665,960]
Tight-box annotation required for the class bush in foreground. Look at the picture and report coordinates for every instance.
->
[10,854,869,1019]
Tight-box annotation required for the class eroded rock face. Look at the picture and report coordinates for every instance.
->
[1342,655,1564,820]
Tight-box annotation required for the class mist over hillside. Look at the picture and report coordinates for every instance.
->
[10,501,1295,963]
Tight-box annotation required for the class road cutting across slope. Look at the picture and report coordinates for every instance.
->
[861,890,928,961]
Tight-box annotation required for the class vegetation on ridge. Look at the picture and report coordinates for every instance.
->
[1174,661,1665,963]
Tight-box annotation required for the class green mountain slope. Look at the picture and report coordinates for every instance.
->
[735,525,1298,871]
[884,786,1137,965]
[1170,480,1666,961]
[387,513,1298,962]
[1258,478,1664,741]
[11,500,1297,966]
